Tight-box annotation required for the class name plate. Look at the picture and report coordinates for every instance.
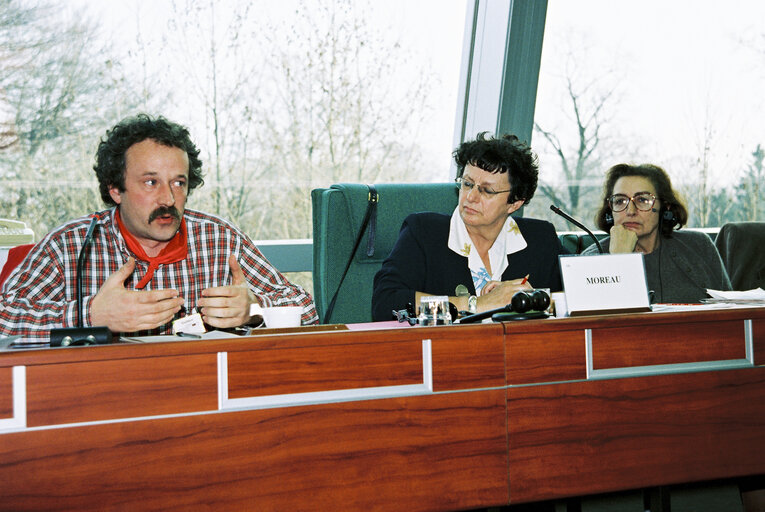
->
[559,253,651,316]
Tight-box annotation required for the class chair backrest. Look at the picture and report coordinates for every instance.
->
[0,243,35,288]
[559,231,609,254]
[714,222,765,291]
[312,183,458,324]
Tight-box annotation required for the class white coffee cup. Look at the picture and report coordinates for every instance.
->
[551,292,568,318]
[261,306,303,328]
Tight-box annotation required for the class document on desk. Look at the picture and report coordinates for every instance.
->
[121,330,242,343]
[0,335,49,350]
[702,287,765,305]
[650,303,735,312]
[651,288,765,312]
[706,287,765,300]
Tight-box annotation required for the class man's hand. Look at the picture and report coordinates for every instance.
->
[609,224,638,253]
[198,254,256,328]
[90,258,184,332]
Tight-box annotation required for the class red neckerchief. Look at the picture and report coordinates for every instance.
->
[115,209,188,289]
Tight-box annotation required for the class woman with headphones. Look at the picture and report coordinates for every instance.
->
[582,163,731,302]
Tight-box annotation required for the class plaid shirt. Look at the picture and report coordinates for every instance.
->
[0,208,318,340]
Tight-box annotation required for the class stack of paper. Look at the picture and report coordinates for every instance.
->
[704,288,765,304]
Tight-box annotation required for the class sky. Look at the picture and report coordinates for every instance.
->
[536,0,765,187]
[65,0,765,190]
[69,0,467,177]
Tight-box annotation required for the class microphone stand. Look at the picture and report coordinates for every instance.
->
[550,204,604,254]
[50,216,113,347]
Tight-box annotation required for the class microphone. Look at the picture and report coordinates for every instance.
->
[550,204,604,254]
[50,216,113,347]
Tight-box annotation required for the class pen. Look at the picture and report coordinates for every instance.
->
[521,274,529,285]
[176,332,202,339]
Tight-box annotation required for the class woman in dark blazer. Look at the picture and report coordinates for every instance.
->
[372,132,567,321]
[582,163,731,302]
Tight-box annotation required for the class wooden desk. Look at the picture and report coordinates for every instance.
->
[1,308,763,511]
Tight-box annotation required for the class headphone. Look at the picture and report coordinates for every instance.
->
[662,207,677,227]
[458,289,550,323]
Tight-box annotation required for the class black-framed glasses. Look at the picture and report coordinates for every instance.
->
[455,177,511,197]
[607,193,657,212]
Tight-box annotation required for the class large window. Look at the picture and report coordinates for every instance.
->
[530,0,765,228]
[5,0,762,247]
[0,0,466,241]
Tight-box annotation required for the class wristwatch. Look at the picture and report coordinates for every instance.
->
[468,295,477,313]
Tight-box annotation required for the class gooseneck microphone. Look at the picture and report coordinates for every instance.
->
[550,204,604,254]
[50,216,113,347]
[76,216,98,327]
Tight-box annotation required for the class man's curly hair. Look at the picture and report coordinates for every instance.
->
[94,114,205,206]
[453,131,539,205]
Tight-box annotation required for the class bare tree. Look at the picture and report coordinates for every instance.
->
[0,0,139,235]
[676,101,741,228]
[733,144,764,221]
[151,0,437,240]
[160,0,266,225]
[247,0,436,240]
[3,0,440,244]
[529,32,623,227]
[534,73,616,217]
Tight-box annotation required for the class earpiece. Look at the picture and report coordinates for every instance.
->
[510,289,551,312]
[510,290,532,312]
[529,289,551,311]
[662,208,677,228]
[492,290,550,321]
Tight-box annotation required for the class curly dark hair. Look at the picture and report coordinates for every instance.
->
[94,114,205,206]
[594,163,688,237]
[453,132,539,205]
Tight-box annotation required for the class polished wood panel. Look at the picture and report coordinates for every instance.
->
[0,390,509,512]
[0,366,11,418]
[26,354,218,426]
[507,367,765,503]
[493,307,765,335]
[227,323,507,396]
[1,308,764,511]
[591,319,745,369]
[505,326,586,384]
[430,323,506,391]
[755,318,765,366]
[228,339,423,397]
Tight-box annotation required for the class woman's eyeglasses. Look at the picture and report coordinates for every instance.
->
[607,193,656,212]
[455,177,511,197]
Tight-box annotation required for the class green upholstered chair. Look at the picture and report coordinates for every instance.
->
[714,221,765,290]
[311,183,458,324]
[558,232,584,254]
[565,231,609,254]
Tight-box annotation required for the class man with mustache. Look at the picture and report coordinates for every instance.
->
[0,114,318,341]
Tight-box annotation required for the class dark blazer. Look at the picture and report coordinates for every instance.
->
[372,212,567,321]
[583,230,732,302]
